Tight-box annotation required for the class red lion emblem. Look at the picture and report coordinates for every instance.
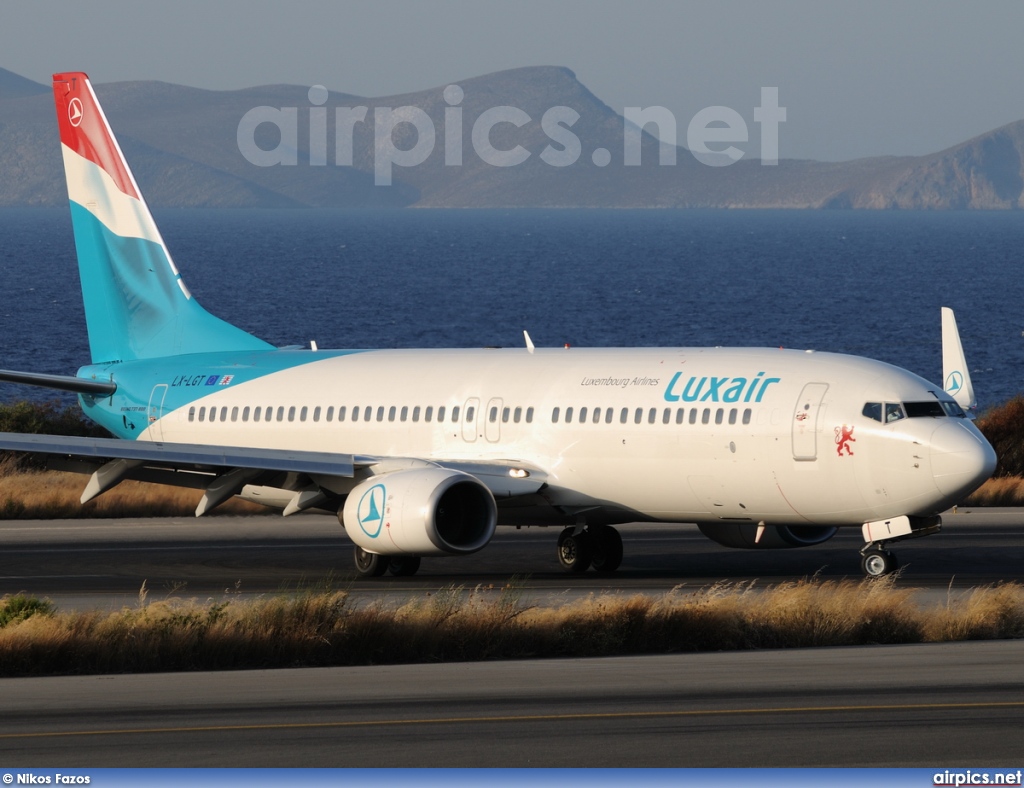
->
[835,425,855,456]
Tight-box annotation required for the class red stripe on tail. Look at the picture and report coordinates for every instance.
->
[52,72,139,201]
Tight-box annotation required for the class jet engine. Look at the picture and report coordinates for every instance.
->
[698,523,838,549]
[341,468,497,556]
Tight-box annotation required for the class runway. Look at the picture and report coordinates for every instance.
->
[1,509,1022,766]
[0,508,1022,609]
[1,641,1022,766]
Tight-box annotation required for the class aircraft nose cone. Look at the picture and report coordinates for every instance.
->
[930,420,997,499]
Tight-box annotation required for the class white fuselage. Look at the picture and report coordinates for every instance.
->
[119,345,992,528]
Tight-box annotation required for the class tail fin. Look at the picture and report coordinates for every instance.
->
[941,306,977,412]
[52,72,272,363]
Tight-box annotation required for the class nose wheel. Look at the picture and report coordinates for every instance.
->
[860,547,899,577]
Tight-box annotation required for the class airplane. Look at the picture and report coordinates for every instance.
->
[0,72,998,579]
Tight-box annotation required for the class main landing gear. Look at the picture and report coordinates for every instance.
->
[556,525,623,574]
[859,515,942,577]
[353,547,422,577]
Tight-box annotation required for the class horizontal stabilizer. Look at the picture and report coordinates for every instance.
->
[0,368,116,396]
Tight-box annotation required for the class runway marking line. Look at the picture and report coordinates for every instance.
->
[2,699,1023,740]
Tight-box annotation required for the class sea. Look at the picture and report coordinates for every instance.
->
[1,208,1023,409]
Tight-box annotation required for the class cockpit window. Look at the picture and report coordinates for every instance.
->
[885,403,905,423]
[862,402,882,422]
[904,401,946,418]
[940,400,966,418]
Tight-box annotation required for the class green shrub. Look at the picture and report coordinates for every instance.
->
[0,594,55,628]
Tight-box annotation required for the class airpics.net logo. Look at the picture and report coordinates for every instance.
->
[236,85,787,185]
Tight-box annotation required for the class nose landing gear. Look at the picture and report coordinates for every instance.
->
[859,514,942,577]
[860,547,899,577]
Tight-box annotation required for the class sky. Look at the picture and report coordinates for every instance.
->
[4,0,1024,162]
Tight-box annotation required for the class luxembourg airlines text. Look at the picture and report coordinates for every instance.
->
[662,371,781,403]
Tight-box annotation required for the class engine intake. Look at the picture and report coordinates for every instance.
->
[698,523,838,549]
[341,468,497,556]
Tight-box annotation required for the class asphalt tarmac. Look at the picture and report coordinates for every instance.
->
[0,509,1021,766]
[0,508,1021,608]
[1,641,1021,766]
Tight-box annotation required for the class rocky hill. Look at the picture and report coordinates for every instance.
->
[1,65,1022,209]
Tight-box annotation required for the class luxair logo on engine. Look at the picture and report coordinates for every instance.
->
[356,484,386,538]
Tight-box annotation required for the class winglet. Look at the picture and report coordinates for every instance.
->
[941,307,976,413]
[524,330,535,354]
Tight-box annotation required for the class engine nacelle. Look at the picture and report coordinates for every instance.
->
[341,468,497,556]
[698,523,839,549]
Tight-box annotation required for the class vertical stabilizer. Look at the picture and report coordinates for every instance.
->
[941,306,976,412]
[52,72,273,363]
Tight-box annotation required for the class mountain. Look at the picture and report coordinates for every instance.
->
[0,67,47,100]
[1,66,1022,209]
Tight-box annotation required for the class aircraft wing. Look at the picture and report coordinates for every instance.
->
[0,432,547,516]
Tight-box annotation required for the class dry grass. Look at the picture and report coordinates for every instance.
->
[963,476,1024,507]
[0,463,265,518]
[1,578,1021,677]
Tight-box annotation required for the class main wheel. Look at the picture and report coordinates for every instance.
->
[861,548,898,577]
[557,527,592,573]
[388,555,422,576]
[354,546,390,577]
[589,525,623,574]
